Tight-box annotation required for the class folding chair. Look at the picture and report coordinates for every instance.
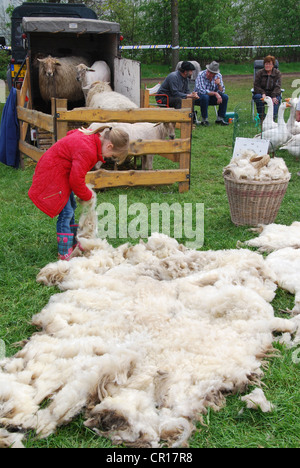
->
[145,83,170,108]
[251,59,284,119]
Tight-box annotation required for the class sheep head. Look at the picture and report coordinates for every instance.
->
[165,122,176,140]
[38,56,61,77]
[154,123,176,140]
[76,64,95,83]
[89,81,112,93]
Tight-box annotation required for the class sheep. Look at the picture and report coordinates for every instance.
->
[76,61,111,100]
[88,121,176,170]
[85,81,113,107]
[85,80,138,110]
[0,199,297,448]
[38,55,89,103]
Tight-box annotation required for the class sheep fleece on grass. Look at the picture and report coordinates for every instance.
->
[0,228,296,447]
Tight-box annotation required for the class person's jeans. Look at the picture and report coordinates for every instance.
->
[253,93,281,120]
[56,192,77,234]
[194,93,229,120]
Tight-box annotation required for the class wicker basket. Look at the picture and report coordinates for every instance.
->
[224,175,289,226]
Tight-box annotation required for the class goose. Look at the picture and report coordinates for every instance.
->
[286,98,300,135]
[261,96,278,132]
[280,133,300,158]
[256,102,290,152]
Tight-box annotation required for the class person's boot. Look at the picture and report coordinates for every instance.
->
[70,224,85,254]
[70,224,79,248]
[57,233,74,261]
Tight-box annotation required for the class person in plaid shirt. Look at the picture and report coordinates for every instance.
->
[194,61,229,126]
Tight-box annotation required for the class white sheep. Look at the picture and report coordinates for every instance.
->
[85,81,113,107]
[88,121,176,170]
[38,55,89,103]
[85,80,138,110]
[76,62,111,100]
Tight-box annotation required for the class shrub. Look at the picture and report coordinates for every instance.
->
[0,50,10,81]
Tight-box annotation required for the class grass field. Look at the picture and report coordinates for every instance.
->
[0,70,299,448]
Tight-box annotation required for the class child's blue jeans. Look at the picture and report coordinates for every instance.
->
[57,192,77,234]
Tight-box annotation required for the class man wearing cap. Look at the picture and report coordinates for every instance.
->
[194,61,229,126]
[156,61,199,109]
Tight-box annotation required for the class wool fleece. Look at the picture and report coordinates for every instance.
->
[0,202,298,448]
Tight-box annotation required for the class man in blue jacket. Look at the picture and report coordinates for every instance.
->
[156,61,199,109]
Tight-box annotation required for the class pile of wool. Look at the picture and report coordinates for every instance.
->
[0,206,298,448]
[243,222,300,326]
[223,150,291,182]
[244,222,300,252]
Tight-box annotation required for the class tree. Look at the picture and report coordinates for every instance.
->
[171,0,179,69]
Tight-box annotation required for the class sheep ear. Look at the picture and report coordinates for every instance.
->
[87,68,96,72]
[55,60,61,66]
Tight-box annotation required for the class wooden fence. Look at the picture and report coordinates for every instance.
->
[16,60,193,193]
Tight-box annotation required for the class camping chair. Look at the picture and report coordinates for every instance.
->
[251,59,284,119]
[144,83,170,108]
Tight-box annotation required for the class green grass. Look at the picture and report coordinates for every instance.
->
[0,73,300,448]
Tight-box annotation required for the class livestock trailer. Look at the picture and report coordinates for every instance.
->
[8,2,141,111]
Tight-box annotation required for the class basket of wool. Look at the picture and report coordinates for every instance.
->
[223,151,291,226]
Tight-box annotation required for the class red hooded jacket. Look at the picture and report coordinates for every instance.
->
[28,129,104,218]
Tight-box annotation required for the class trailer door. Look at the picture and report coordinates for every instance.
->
[114,57,141,108]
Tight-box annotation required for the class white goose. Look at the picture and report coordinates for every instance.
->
[260,102,290,152]
[280,133,300,158]
[261,96,278,132]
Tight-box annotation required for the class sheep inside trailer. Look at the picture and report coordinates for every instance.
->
[21,17,140,113]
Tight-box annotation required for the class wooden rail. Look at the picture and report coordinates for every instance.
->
[16,65,193,192]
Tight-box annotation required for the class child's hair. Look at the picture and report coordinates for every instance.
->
[79,125,129,164]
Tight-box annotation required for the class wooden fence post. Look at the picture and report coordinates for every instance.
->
[55,99,68,140]
[179,99,193,192]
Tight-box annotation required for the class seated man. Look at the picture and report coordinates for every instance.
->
[194,61,229,126]
[156,61,199,109]
[253,55,282,121]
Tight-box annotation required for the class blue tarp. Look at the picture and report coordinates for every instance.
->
[0,87,20,169]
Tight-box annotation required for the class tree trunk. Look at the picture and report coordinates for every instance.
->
[171,0,179,70]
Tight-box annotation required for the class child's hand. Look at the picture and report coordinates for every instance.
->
[78,189,96,205]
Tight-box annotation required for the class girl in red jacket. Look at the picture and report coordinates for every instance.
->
[29,125,129,260]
